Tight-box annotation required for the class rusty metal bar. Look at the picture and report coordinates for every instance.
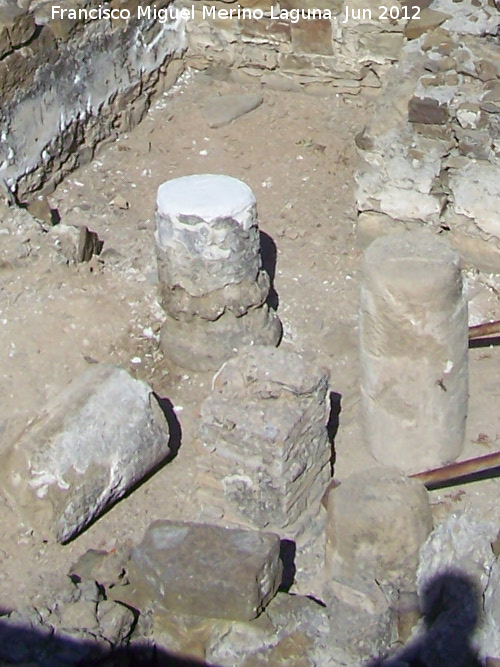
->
[410,450,500,488]
[469,319,500,340]
[321,450,500,505]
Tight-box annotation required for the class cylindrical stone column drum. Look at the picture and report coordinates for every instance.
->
[359,232,468,474]
[156,174,260,297]
[155,174,281,371]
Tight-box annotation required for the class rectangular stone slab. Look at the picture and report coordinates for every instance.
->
[128,520,283,621]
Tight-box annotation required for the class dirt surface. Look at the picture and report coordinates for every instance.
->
[1,70,500,612]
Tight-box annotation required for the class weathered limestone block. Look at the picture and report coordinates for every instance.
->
[358,32,405,63]
[404,8,451,40]
[240,17,291,43]
[0,365,171,543]
[360,232,468,474]
[197,346,331,537]
[156,175,281,370]
[408,96,449,124]
[128,520,283,621]
[291,19,334,56]
[325,468,432,587]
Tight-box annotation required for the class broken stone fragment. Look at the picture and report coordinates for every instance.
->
[50,223,103,263]
[69,547,131,591]
[408,96,449,125]
[0,364,171,543]
[128,520,283,621]
[404,9,452,40]
[26,196,54,226]
[202,93,264,128]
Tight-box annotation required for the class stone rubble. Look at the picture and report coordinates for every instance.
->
[49,223,103,264]
[0,364,171,543]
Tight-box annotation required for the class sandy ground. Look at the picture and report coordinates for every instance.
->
[0,70,499,612]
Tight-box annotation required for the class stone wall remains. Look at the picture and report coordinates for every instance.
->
[182,0,413,94]
[0,0,186,203]
[355,0,500,272]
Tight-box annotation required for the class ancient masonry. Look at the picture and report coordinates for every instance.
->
[155,174,282,370]
[1,0,500,665]
[196,345,331,537]
[0,0,185,203]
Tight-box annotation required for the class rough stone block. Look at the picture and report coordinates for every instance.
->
[358,32,405,62]
[197,346,331,537]
[408,96,449,124]
[291,19,334,56]
[6,11,36,47]
[240,17,291,43]
[404,9,451,40]
[360,232,468,473]
[0,365,171,543]
[325,467,432,587]
[417,514,500,664]
[50,223,103,264]
[128,521,283,621]
[449,162,500,240]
